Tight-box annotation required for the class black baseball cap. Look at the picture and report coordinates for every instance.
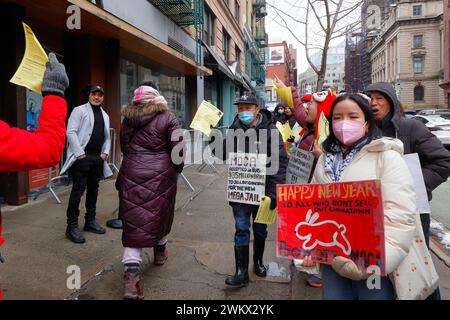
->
[90,85,105,95]
[234,93,259,106]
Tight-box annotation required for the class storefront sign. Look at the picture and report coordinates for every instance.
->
[227,153,266,205]
[277,180,386,274]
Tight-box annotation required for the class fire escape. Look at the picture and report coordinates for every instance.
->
[252,0,268,85]
[148,0,204,65]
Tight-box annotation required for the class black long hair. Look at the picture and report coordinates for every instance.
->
[322,94,381,153]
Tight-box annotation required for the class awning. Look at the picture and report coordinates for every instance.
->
[203,43,235,80]
[5,0,212,77]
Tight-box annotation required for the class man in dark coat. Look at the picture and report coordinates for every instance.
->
[366,82,450,300]
[211,93,288,287]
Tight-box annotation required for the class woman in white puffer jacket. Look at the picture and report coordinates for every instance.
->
[305,94,438,300]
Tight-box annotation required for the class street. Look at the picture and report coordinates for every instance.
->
[1,164,449,300]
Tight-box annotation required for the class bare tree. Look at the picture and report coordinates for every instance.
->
[268,0,364,91]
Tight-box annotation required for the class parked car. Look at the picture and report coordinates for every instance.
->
[417,109,450,119]
[412,115,450,146]
[404,109,417,119]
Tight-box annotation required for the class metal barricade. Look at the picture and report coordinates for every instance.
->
[108,127,120,173]
[32,152,68,204]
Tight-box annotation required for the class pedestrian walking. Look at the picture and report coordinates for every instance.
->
[116,81,185,300]
[366,82,450,300]
[301,94,437,300]
[211,93,288,287]
[60,85,113,244]
[0,53,69,262]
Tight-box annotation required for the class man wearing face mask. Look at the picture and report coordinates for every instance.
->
[211,93,288,287]
[60,85,113,244]
[366,82,450,300]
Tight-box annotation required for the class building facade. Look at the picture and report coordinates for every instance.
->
[0,0,211,205]
[368,0,445,110]
[298,44,346,95]
[440,0,450,107]
[265,41,297,103]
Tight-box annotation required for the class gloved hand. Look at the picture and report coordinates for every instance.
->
[41,52,69,97]
[269,197,277,210]
[331,256,371,281]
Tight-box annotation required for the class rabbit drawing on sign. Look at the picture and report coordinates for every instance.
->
[295,209,352,255]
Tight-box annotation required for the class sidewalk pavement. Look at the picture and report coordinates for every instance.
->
[1,164,449,300]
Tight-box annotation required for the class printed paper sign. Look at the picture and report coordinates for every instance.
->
[189,100,224,137]
[277,181,386,275]
[285,147,315,185]
[227,153,266,205]
[10,22,49,94]
[254,196,277,225]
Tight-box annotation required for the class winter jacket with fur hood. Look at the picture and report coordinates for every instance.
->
[116,102,184,248]
[366,83,450,202]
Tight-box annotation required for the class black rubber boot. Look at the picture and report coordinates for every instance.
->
[225,245,249,287]
[253,237,267,277]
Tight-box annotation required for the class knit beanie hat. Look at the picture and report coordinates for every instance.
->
[133,86,167,106]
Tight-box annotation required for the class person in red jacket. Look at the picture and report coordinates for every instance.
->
[0,52,69,263]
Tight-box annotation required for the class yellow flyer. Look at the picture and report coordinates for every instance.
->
[190,100,224,137]
[273,83,294,109]
[10,22,49,94]
[254,196,277,225]
[316,111,330,145]
[276,122,295,143]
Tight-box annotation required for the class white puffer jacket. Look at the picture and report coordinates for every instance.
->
[312,137,416,275]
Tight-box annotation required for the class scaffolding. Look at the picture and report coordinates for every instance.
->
[149,0,204,64]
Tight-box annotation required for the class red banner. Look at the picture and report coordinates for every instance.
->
[277,180,386,275]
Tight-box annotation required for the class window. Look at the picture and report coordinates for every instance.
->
[234,0,240,24]
[414,85,425,101]
[204,6,216,46]
[222,29,230,61]
[413,5,422,17]
[413,57,423,74]
[413,35,423,48]
[235,46,241,65]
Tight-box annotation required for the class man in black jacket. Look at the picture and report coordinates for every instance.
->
[366,82,450,300]
[210,93,288,287]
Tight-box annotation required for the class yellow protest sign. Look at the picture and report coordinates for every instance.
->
[254,196,277,225]
[316,111,330,145]
[190,100,224,137]
[276,122,295,143]
[273,83,294,109]
[10,22,49,94]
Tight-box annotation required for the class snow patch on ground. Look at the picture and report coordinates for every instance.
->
[430,218,450,250]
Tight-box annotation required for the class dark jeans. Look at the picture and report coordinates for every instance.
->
[321,264,396,300]
[66,156,103,226]
[232,204,267,247]
[420,214,441,300]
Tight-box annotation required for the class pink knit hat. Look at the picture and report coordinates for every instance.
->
[133,86,167,105]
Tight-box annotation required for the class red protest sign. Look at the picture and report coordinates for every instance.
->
[277,180,386,275]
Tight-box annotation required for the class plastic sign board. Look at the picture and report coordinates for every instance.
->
[227,153,266,205]
[277,180,386,275]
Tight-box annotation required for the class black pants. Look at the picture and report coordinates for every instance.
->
[420,214,441,301]
[66,156,103,226]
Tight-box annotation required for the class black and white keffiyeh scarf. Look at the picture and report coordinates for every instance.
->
[324,138,372,182]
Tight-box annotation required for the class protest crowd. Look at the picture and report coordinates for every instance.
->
[2,47,450,301]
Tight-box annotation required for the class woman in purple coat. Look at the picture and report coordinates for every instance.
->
[116,81,184,299]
